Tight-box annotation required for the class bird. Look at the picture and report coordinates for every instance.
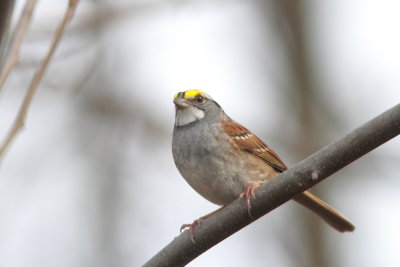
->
[171,89,355,240]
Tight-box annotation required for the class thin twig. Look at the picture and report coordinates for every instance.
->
[0,0,80,159]
[144,103,400,267]
[0,0,38,90]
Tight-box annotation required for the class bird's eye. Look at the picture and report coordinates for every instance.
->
[195,95,205,104]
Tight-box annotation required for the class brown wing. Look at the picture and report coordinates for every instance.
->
[222,119,287,172]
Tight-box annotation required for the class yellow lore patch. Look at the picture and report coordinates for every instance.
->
[183,90,204,99]
[173,90,205,100]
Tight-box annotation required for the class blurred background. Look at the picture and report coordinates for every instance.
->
[0,0,399,266]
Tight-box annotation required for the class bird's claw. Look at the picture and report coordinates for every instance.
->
[239,183,261,217]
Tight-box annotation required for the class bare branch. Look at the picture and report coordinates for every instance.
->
[0,0,79,159]
[0,0,38,90]
[144,103,400,267]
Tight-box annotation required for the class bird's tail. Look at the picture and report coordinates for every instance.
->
[293,191,355,232]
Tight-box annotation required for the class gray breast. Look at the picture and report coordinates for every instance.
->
[172,121,246,205]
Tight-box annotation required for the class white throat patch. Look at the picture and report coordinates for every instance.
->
[175,106,205,126]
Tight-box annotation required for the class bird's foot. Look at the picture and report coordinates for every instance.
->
[239,183,261,217]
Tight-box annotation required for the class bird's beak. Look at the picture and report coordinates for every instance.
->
[173,98,191,109]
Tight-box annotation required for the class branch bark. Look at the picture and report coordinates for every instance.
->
[144,103,400,267]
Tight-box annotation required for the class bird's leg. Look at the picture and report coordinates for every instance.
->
[180,206,226,243]
[239,183,261,217]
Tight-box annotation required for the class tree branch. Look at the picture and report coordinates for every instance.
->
[144,103,400,267]
[0,0,79,159]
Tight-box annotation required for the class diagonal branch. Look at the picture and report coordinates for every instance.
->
[144,103,400,267]
[0,0,79,159]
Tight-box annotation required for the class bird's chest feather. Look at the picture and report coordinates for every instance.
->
[172,123,247,205]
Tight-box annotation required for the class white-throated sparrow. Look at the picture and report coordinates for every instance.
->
[172,90,354,238]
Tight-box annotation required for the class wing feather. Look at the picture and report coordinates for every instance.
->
[222,120,287,172]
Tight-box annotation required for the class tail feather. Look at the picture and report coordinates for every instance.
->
[293,191,355,232]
